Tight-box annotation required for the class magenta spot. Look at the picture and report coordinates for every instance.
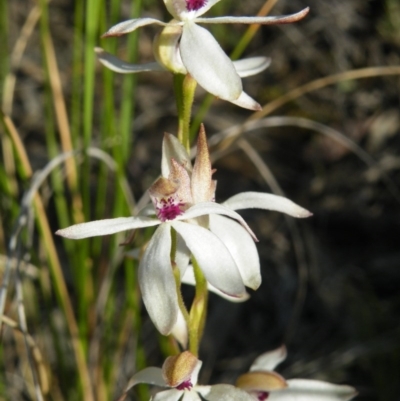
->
[176,380,193,391]
[258,392,269,401]
[156,197,184,221]
[186,0,207,11]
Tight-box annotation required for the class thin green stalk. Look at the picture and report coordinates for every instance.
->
[71,0,84,150]
[174,74,197,151]
[0,0,8,99]
[174,74,185,138]
[119,0,142,165]
[83,0,101,151]
[188,258,208,357]
[189,94,213,142]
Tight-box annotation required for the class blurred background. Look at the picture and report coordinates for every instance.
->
[1,0,400,400]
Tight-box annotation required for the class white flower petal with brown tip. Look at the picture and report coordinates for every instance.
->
[95,47,164,73]
[102,17,168,37]
[223,192,312,218]
[268,379,358,401]
[195,8,310,25]
[56,216,160,239]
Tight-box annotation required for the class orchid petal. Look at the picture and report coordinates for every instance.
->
[178,202,258,241]
[153,388,183,401]
[223,192,312,218]
[180,21,242,101]
[194,385,212,398]
[171,308,188,348]
[250,346,287,371]
[191,125,213,203]
[181,265,250,302]
[95,47,164,74]
[175,233,190,277]
[229,91,261,111]
[268,379,357,401]
[195,8,310,25]
[233,57,271,78]
[56,217,160,239]
[204,384,256,401]
[138,203,157,217]
[102,18,168,38]
[122,367,165,395]
[209,214,261,290]
[170,221,246,297]
[181,391,202,401]
[162,133,192,178]
[139,224,179,335]
[164,0,222,20]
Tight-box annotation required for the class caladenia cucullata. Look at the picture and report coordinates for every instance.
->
[55,1,357,400]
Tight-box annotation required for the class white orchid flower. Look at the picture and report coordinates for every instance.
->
[117,351,255,401]
[236,346,358,401]
[95,1,309,110]
[56,126,311,335]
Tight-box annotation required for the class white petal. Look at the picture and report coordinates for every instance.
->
[56,217,160,239]
[175,233,190,277]
[162,133,192,178]
[233,57,271,78]
[182,391,202,401]
[139,224,179,335]
[180,22,242,101]
[123,367,165,394]
[171,308,188,348]
[164,0,222,20]
[229,91,261,111]
[153,389,183,401]
[204,384,256,401]
[194,385,212,398]
[195,8,310,25]
[250,346,287,371]
[95,47,164,74]
[102,18,168,37]
[170,221,246,297]
[209,215,261,290]
[181,265,250,302]
[178,202,257,241]
[223,192,312,218]
[268,380,357,401]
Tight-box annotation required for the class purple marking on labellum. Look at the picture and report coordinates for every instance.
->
[156,197,185,222]
[186,0,207,11]
[257,391,269,401]
[176,380,193,391]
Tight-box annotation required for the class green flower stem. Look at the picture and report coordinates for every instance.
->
[188,257,208,356]
[174,73,197,151]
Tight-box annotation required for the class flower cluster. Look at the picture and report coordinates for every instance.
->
[55,1,358,399]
